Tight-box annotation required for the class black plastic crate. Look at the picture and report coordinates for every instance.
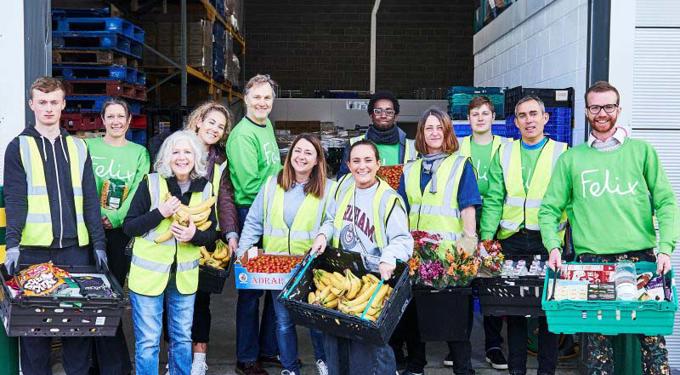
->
[504,86,574,117]
[198,257,233,294]
[279,247,411,345]
[413,287,473,341]
[0,265,126,337]
[473,276,545,317]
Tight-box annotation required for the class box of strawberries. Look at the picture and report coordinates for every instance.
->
[234,251,303,290]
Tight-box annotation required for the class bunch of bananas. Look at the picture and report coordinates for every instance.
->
[154,193,216,243]
[198,240,231,270]
[307,269,393,322]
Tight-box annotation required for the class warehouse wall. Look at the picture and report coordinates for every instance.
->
[473,0,588,144]
[243,0,474,98]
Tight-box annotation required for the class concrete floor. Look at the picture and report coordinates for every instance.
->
[117,283,579,375]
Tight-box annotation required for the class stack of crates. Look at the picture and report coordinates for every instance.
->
[212,22,226,83]
[52,8,148,146]
[504,86,575,145]
[447,86,505,121]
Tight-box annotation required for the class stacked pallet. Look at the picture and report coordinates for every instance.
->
[52,8,148,146]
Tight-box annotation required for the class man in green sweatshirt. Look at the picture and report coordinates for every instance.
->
[227,74,282,375]
[455,95,509,370]
[540,81,679,374]
[481,95,567,375]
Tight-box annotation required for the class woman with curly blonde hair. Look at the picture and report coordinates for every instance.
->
[183,101,239,374]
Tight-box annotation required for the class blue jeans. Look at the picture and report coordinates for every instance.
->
[324,334,395,375]
[310,328,326,361]
[236,289,279,362]
[130,276,196,375]
[272,292,300,372]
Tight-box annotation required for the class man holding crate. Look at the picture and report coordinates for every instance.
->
[481,95,567,375]
[540,81,679,374]
[3,77,108,374]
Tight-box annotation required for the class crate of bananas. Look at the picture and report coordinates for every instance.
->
[279,246,411,345]
[197,240,232,294]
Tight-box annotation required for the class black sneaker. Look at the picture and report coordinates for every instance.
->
[442,352,453,367]
[485,348,508,370]
[258,355,282,368]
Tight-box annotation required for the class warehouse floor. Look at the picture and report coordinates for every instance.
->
[44,283,581,374]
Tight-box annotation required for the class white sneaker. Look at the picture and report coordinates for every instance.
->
[164,363,169,375]
[281,371,296,375]
[190,361,208,375]
[315,359,329,375]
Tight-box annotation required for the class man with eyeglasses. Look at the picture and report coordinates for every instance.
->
[481,95,567,375]
[336,91,417,178]
[540,81,678,374]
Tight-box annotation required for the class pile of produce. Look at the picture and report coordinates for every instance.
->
[244,254,302,273]
[377,165,403,190]
[307,269,393,322]
[199,240,231,270]
[155,193,216,243]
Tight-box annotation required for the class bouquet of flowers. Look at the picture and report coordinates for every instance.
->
[408,231,480,289]
[475,240,505,277]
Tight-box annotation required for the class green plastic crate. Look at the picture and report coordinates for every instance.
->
[542,262,677,335]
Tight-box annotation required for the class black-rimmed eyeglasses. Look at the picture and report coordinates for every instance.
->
[587,104,618,115]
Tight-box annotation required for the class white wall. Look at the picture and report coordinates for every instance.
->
[0,2,27,184]
[473,0,588,144]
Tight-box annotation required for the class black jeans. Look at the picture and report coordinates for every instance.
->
[192,290,212,343]
[18,246,94,375]
[500,230,558,375]
[92,228,132,375]
[483,315,504,352]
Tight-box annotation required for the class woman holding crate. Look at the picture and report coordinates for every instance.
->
[86,98,150,375]
[238,134,333,375]
[395,107,481,375]
[183,101,239,375]
[310,139,414,375]
[123,131,219,375]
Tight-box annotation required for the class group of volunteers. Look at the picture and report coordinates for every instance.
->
[2,73,677,375]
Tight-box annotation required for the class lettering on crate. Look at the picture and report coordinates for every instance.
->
[580,169,639,198]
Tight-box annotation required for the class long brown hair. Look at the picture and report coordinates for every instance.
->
[277,134,328,198]
[185,101,233,147]
[414,107,458,154]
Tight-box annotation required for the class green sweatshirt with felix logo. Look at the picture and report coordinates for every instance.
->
[227,117,282,206]
[539,138,679,256]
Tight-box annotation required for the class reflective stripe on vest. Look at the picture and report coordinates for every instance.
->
[459,135,508,158]
[350,134,418,164]
[211,161,228,231]
[331,176,400,250]
[403,154,467,252]
[128,173,212,296]
[262,176,333,255]
[18,136,89,247]
[497,139,568,240]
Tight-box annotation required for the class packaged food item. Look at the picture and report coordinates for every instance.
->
[100,178,130,210]
[613,261,637,301]
[549,280,589,301]
[588,283,616,301]
[636,272,653,289]
[563,264,615,283]
[16,262,71,296]
[73,275,116,298]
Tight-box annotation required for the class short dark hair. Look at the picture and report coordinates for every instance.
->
[468,96,495,114]
[368,90,400,115]
[585,81,620,105]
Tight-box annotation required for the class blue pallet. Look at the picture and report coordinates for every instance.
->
[126,129,147,146]
[54,65,146,85]
[53,31,143,59]
[52,7,111,18]
[54,17,144,43]
[504,117,571,144]
[65,95,143,114]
